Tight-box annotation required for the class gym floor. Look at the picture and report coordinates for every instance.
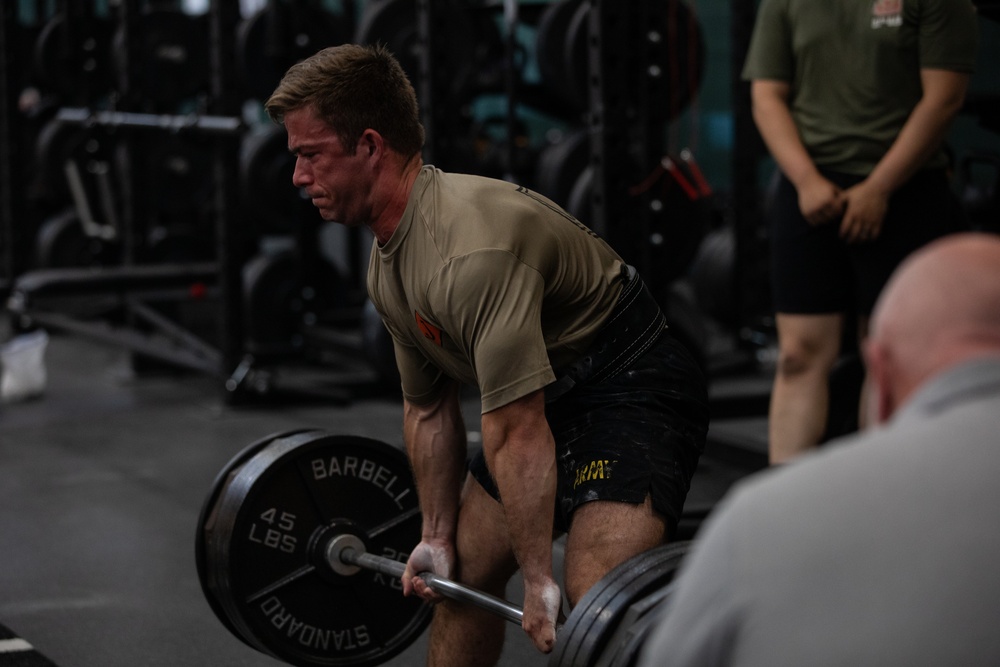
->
[0,322,767,667]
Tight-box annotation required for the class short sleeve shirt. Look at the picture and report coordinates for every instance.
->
[367,166,625,413]
[742,0,979,174]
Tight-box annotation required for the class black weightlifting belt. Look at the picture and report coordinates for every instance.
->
[545,264,666,403]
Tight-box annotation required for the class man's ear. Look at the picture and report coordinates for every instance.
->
[358,129,381,157]
[862,338,894,426]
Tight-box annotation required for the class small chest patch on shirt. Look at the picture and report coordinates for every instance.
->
[871,0,903,28]
[415,311,443,346]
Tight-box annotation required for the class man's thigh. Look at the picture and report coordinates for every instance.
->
[563,495,666,606]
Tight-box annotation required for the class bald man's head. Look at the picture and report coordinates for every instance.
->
[864,233,1000,424]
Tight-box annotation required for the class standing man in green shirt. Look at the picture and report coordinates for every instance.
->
[743,0,979,464]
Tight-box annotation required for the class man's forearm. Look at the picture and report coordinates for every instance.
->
[751,80,820,188]
[480,390,557,583]
[864,69,970,196]
[403,383,467,543]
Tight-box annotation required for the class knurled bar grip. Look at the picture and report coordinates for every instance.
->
[339,547,525,626]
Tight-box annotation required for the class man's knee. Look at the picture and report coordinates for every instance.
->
[776,335,841,378]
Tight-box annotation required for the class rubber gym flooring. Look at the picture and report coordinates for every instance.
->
[0,324,768,667]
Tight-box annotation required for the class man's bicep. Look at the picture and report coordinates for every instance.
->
[391,335,451,406]
[437,253,555,412]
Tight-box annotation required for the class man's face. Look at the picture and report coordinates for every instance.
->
[285,105,372,227]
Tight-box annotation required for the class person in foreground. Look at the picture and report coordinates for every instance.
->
[264,44,709,665]
[638,231,1000,667]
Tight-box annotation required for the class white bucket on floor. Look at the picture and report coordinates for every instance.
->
[1,329,49,402]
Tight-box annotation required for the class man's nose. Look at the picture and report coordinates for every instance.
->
[292,158,310,188]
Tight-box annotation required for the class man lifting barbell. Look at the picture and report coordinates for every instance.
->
[263,43,709,666]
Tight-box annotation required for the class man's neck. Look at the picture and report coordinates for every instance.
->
[370,155,424,245]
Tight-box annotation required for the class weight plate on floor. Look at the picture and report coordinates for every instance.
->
[549,541,691,667]
[241,249,344,358]
[199,431,430,667]
[33,208,118,269]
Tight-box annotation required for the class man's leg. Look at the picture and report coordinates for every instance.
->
[427,473,520,667]
[768,312,844,464]
[562,496,667,606]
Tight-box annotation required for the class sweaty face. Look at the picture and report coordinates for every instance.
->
[285,105,372,226]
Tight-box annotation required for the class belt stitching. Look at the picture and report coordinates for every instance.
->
[593,311,664,382]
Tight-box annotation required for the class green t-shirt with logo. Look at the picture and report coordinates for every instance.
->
[368,166,625,412]
[742,0,979,174]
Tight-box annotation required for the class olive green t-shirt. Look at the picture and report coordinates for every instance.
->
[742,0,979,174]
[367,166,625,413]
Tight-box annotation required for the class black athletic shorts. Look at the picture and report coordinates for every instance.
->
[468,330,709,536]
[769,168,966,315]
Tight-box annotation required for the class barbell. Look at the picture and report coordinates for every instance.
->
[196,430,690,667]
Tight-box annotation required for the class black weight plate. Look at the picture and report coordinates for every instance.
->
[242,249,344,358]
[602,584,678,667]
[566,164,593,226]
[686,225,736,327]
[239,125,313,235]
[354,0,423,85]
[34,119,115,203]
[201,431,430,667]
[535,0,586,114]
[549,541,691,667]
[140,133,214,217]
[355,0,499,99]
[236,4,351,103]
[112,10,210,107]
[534,127,589,209]
[33,208,118,269]
[562,0,591,114]
[196,429,315,648]
[33,13,114,100]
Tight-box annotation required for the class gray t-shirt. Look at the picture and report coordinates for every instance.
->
[639,359,1000,666]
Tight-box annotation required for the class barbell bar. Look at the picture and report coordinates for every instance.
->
[56,107,244,137]
[328,533,524,626]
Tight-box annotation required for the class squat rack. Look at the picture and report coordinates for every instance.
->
[0,0,250,400]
